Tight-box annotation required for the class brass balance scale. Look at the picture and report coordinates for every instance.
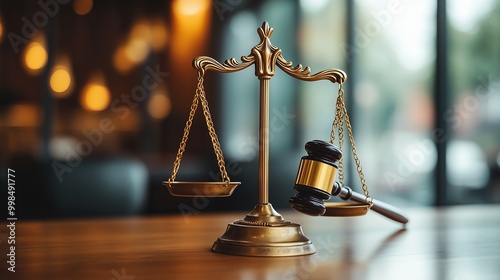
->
[164,22,408,257]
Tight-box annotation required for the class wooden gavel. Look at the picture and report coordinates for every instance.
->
[289,140,409,224]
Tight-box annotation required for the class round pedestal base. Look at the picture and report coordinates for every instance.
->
[212,222,316,257]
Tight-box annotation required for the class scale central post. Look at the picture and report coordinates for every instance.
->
[244,28,286,224]
[258,78,270,205]
[238,70,285,226]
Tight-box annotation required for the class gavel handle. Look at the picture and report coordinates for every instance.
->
[333,183,409,225]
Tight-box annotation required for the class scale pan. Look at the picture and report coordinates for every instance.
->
[164,181,241,197]
[323,202,370,217]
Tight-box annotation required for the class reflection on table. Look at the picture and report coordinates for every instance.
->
[3,205,499,280]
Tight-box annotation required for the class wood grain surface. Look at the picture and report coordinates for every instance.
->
[1,205,499,280]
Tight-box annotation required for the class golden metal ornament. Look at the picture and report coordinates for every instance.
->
[165,22,382,257]
[324,202,370,217]
[295,159,338,194]
[167,182,239,197]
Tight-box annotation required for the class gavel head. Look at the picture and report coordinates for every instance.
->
[289,140,342,216]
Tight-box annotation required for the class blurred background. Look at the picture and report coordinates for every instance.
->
[1,0,499,219]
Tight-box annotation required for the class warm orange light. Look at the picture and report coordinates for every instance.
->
[50,69,71,94]
[170,0,210,111]
[7,104,40,127]
[73,0,93,15]
[126,21,152,64]
[113,45,134,73]
[113,20,156,73]
[148,91,171,119]
[125,39,150,64]
[81,84,111,111]
[171,0,211,62]
[130,22,152,42]
[173,0,210,16]
[23,42,48,72]
[50,55,74,97]
[0,17,3,42]
[150,19,169,51]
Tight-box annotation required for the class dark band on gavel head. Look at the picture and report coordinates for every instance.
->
[303,140,342,168]
[289,140,343,216]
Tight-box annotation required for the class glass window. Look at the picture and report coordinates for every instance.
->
[296,0,436,206]
[350,0,436,205]
[447,0,500,204]
[297,0,347,146]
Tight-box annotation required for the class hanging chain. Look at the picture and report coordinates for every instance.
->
[168,77,200,184]
[197,77,230,184]
[168,74,230,185]
[330,83,373,207]
[330,93,345,185]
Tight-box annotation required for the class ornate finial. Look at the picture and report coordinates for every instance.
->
[257,22,273,40]
[252,22,280,78]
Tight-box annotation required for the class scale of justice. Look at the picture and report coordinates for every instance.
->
[164,22,409,257]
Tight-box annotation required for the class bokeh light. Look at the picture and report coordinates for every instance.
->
[173,0,210,16]
[113,45,134,73]
[50,69,71,95]
[81,83,111,111]
[150,19,169,51]
[7,104,40,127]
[0,16,3,42]
[50,55,74,97]
[73,0,93,16]
[171,0,211,64]
[148,90,171,119]
[113,20,157,73]
[125,38,150,64]
[23,39,48,74]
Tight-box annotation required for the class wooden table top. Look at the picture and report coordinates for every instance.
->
[1,205,499,280]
